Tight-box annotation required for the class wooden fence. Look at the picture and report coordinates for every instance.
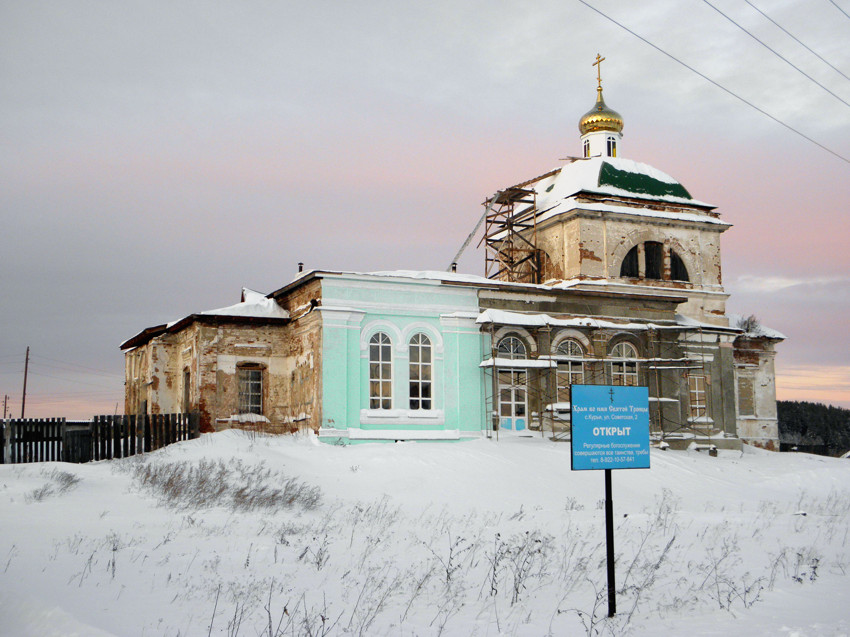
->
[0,413,200,465]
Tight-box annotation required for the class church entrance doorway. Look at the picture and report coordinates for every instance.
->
[498,370,528,431]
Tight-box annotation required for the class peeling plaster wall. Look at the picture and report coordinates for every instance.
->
[534,202,729,326]
[734,337,780,450]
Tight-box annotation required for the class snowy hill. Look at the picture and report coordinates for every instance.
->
[1,431,849,636]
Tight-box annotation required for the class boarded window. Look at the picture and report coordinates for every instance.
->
[738,375,755,416]
[182,368,190,413]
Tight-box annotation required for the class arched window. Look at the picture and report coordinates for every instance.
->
[555,339,584,402]
[583,138,590,158]
[497,336,527,360]
[609,342,639,386]
[607,136,617,157]
[620,246,639,278]
[619,242,690,283]
[409,333,432,410]
[369,332,392,409]
[671,251,689,282]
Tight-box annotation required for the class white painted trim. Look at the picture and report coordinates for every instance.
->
[550,329,592,354]
[360,320,403,352]
[359,408,445,426]
[348,428,459,440]
[493,326,537,354]
[400,322,445,355]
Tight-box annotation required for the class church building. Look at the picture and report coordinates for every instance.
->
[121,60,784,450]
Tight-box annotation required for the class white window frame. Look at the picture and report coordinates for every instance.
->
[408,333,432,410]
[497,336,527,360]
[555,339,584,402]
[609,342,638,386]
[688,374,708,420]
[369,332,393,410]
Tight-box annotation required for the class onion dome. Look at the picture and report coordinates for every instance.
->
[579,86,624,136]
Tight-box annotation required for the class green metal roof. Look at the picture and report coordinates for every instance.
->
[599,162,692,200]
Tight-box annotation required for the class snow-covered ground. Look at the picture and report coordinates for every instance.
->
[1,431,849,636]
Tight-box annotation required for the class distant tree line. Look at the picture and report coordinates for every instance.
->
[778,400,850,456]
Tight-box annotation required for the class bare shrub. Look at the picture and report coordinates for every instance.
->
[131,459,321,511]
[25,469,81,503]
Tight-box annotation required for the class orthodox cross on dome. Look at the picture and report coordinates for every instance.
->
[593,53,606,90]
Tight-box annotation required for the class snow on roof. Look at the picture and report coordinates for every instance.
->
[476,308,680,331]
[495,157,717,231]
[201,288,290,320]
[539,156,709,206]
[120,287,289,350]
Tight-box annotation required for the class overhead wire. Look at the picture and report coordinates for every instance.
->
[576,0,850,165]
[827,0,850,20]
[745,0,850,83]
[700,0,850,109]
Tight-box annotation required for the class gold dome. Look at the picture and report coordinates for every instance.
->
[579,87,624,135]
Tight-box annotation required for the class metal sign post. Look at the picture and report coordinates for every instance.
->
[571,385,651,617]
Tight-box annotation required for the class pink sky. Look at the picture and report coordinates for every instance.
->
[1,1,849,418]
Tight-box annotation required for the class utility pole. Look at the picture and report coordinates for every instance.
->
[3,394,8,419]
[21,346,29,419]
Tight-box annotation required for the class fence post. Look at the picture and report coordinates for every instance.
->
[1,419,7,464]
[190,412,200,439]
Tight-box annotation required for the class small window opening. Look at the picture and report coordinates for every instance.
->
[237,364,263,415]
[607,136,617,157]
[583,139,590,158]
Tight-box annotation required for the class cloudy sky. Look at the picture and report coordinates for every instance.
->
[2,0,849,418]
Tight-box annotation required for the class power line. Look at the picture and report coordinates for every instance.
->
[701,0,850,109]
[576,0,850,165]
[745,0,850,83]
[30,354,123,377]
[827,0,850,20]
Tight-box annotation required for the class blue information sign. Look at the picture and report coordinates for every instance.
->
[571,385,651,471]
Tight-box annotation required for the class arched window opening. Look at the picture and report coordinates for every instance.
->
[671,251,690,282]
[609,342,639,386]
[497,336,527,360]
[620,246,639,278]
[583,138,590,158]
[555,339,584,402]
[409,333,432,410]
[645,241,663,280]
[369,332,392,409]
[620,241,690,283]
[607,136,617,157]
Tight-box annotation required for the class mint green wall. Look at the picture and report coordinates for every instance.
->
[319,275,484,440]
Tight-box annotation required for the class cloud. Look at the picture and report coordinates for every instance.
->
[733,275,850,293]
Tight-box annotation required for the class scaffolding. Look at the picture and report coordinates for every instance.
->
[480,322,720,443]
[481,170,559,284]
